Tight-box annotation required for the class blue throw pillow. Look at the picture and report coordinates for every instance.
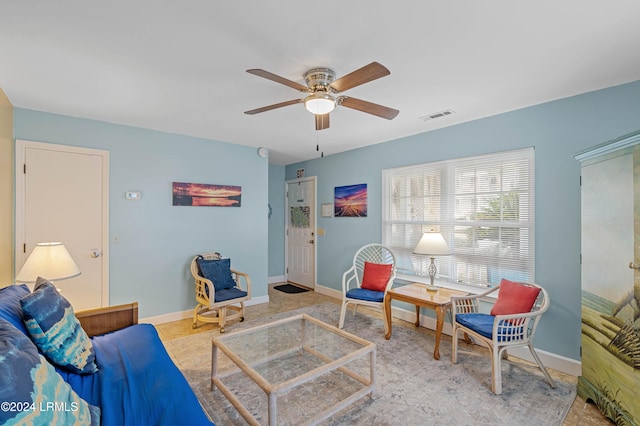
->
[0,283,31,336]
[0,318,100,426]
[196,257,236,291]
[20,277,98,374]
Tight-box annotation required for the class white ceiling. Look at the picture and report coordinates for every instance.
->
[1,1,640,165]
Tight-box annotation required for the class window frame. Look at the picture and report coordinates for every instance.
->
[382,147,535,290]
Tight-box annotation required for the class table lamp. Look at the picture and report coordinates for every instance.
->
[413,232,450,290]
[16,242,81,285]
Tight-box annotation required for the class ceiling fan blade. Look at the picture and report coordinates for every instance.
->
[244,99,303,115]
[246,69,309,92]
[315,113,330,130]
[339,97,399,120]
[329,62,390,93]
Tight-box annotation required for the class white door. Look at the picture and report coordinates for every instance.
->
[286,177,316,288]
[16,140,109,310]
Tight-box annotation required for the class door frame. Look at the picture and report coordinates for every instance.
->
[285,176,317,289]
[15,140,110,305]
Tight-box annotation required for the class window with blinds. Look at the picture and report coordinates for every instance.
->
[382,147,535,288]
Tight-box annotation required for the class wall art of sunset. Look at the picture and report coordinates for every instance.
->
[172,182,241,207]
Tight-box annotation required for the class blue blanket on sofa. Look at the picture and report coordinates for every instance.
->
[59,324,213,426]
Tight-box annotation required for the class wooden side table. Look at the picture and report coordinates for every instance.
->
[384,283,467,360]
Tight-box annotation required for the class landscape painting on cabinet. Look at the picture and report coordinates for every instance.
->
[579,147,640,425]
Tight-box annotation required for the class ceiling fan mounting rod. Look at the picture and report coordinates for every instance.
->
[304,67,336,92]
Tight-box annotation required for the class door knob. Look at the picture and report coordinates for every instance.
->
[90,249,101,258]
[629,262,640,270]
[309,240,315,244]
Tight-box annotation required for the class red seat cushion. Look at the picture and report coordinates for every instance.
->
[490,278,541,316]
[360,262,393,292]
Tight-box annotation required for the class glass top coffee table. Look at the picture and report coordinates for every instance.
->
[211,313,376,425]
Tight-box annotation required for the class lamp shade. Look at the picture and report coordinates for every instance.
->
[413,232,450,256]
[16,242,81,283]
[304,93,335,115]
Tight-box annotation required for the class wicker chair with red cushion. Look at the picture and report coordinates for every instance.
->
[450,279,556,394]
[338,244,396,334]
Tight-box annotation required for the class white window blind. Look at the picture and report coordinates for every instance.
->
[382,147,535,287]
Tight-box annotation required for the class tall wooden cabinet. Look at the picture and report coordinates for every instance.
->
[576,131,640,425]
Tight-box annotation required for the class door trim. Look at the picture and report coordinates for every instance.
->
[15,140,110,305]
[285,176,317,289]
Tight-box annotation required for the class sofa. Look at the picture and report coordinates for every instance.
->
[0,280,214,426]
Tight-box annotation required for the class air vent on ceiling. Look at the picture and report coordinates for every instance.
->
[419,109,455,121]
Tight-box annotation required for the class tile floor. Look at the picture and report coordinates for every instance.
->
[155,283,612,425]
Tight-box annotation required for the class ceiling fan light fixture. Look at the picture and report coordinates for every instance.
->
[304,93,335,115]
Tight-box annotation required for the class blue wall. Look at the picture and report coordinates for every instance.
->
[283,80,640,361]
[268,164,285,277]
[14,108,269,319]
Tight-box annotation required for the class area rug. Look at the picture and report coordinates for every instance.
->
[164,303,576,425]
[273,283,310,294]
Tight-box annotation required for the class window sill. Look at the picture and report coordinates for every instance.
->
[394,273,498,299]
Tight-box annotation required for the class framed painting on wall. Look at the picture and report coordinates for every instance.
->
[334,184,367,217]
[172,182,241,207]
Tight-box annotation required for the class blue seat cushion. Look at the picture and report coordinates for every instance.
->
[456,313,495,339]
[346,288,384,303]
[215,287,247,303]
[456,313,523,342]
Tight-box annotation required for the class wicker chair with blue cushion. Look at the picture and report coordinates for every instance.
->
[191,252,251,333]
[338,244,396,334]
[451,279,556,394]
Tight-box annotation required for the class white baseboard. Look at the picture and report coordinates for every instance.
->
[141,308,193,325]
[315,283,581,376]
[315,283,342,299]
[507,346,581,377]
[141,294,270,325]
[268,275,285,284]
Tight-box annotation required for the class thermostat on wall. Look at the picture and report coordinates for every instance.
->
[125,191,142,200]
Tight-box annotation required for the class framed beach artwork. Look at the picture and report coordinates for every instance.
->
[172,182,241,207]
[334,183,367,217]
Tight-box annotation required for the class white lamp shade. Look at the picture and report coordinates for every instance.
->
[413,232,451,256]
[16,242,81,283]
[304,93,335,114]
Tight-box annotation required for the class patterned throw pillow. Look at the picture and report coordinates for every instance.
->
[20,277,98,374]
[0,319,100,426]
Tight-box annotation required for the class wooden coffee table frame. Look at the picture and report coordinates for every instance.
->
[384,283,467,360]
[211,314,376,426]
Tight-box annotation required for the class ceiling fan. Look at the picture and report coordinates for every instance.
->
[244,62,399,130]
